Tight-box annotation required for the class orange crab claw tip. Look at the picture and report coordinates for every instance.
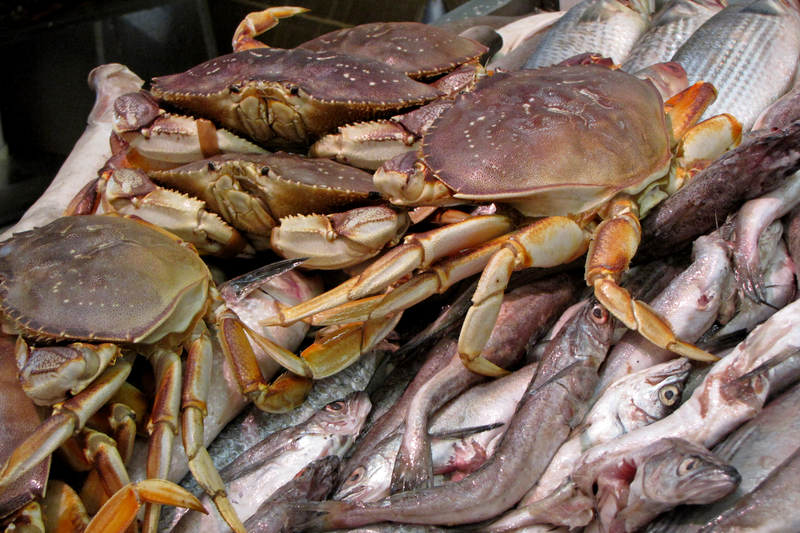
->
[672,342,720,363]
[135,479,207,513]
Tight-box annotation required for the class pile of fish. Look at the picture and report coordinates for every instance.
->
[4,0,800,531]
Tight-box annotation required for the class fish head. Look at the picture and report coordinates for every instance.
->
[618,358,692,431]
[311,391,373,439]
[636,438,740,506]
[333,435,397,502]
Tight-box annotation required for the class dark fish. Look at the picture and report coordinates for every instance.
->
[307,298,614,529]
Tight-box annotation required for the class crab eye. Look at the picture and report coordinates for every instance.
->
[289,85,300,96]
[229,84,240,94]
[590,303,609,324]
[260,166,270,176]
[659,384,680,406]
[327,401,345,412]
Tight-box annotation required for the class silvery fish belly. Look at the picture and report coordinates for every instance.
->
[523,0,650,68]
[671,0,800,129]
[621,0,728,73]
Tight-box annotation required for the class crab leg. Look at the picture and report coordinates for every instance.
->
[59,428,131,503]
[141,347,182,533]
[0,356,133,493]
[85,479,206,533]
[232,6,309,52]
[263,215,515,327]
[586,195,717,362]
[181,320,247,533]
[458,216,590,376]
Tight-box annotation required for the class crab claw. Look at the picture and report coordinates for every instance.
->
[592,278,718,362]
[85,479,206,533]
[232,6,310,52]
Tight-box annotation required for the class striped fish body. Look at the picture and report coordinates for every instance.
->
[523,0,651,69]
[671,0,800,129]
[621,0,728,73]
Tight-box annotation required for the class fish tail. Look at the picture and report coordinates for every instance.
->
[293,500,367,532]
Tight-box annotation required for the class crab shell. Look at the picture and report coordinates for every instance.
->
[0,216,209,345]
[298,22,488,80]
[150,152,382,223]
[150,48,443,148]
[421,65,672,217]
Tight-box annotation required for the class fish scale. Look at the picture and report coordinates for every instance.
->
[522,0,651,69]
[621,0,728,74]
[671,0,800,129]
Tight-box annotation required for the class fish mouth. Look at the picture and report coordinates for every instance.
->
[679,465,742,504]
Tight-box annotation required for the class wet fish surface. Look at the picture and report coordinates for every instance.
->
[670,0,800,129]
[621,0,727,74]
[307,298,614,529]
[523,0,650,68]
[168,393,371,532]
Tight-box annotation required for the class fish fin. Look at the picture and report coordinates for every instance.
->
[429,422,505,441]
[391,439,433,494]
[742,0,784,16]
[291,500,359,533]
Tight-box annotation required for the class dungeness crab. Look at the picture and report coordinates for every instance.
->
[0,215,326,533]
[264,64,743,375]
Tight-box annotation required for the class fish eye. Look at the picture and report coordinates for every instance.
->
[327,401,345,412]
[678,457,699,475]
[659,384,680,406]
[590,304,609,324]
[347,467,364,484]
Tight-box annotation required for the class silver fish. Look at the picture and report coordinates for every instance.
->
[621,0,727,73]
[168,392,371,533]
[523,0,650,69]
[649,379,800,531]
[308,299,614,529]
[671,0,800,130]
[336,363,538,502]
[578,297,800,481]
[580,438,740,533]
[519,359,691,508]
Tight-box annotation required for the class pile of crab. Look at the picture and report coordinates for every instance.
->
[0,6,755,533]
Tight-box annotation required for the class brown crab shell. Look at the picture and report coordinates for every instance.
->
[423,65,672,217]
[0,216,209,345]
[150,152,382,223]
[298,22,488,80]
[150,48,443,145]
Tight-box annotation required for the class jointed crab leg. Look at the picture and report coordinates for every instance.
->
[0,355,133,493]
[232,6,309,52]
[586,196,719,362]
[459,216,590,376]
[263,215,515,327]
[85,479,206,533]
[181,319,247,533]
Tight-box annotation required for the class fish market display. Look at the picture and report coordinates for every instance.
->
[670,0,800,129]
[523,0,650,68]
[621,0,727,74]
[6,4,800,533]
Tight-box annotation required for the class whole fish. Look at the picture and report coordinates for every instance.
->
[577,297,800,485]
[167,392,371,533]
[671,0,800,130]
[243,456,340,533]
[490,438,738,532]
[519,358,691,507]
[621,0,727,73]
[522,0,650,69]
[335,363,538,502]
[308,298,614,529]
[579,438,740,533]
[648,380,800,531]
[390,274,581,493]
